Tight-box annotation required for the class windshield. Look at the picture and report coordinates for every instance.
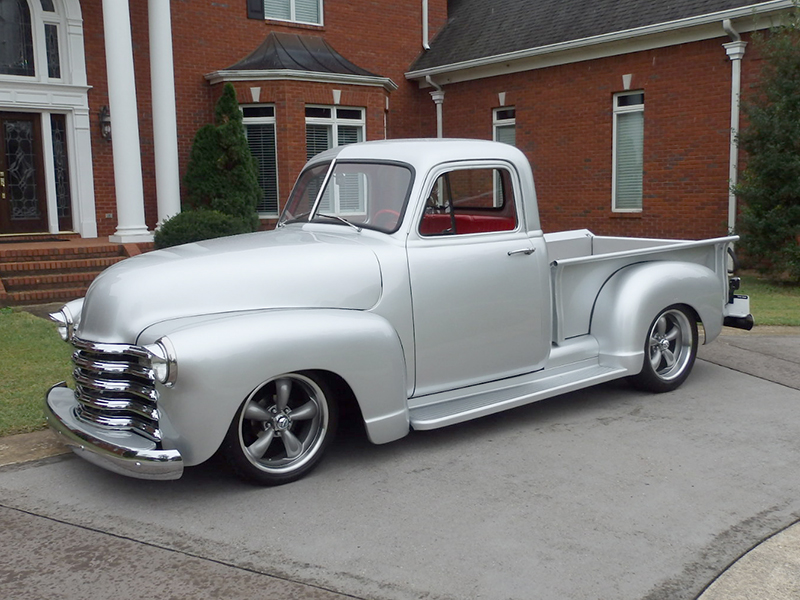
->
[279,161,414,233]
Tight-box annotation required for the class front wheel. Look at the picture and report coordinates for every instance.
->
[222,372,339,485]
[629,305,698,393]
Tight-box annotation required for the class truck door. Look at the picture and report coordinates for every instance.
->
[406,163,550,397]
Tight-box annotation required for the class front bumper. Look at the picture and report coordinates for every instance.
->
[44,382,184,480]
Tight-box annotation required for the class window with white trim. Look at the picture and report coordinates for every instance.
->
[264,0,322,25]
[305,105,365,214]
[613,92,644,212]
[243,105,279,216]
[493,107,516,146]
[492,107,516,206]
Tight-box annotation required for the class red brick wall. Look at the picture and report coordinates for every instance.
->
[81,0,444,235]
[433,37,760,240]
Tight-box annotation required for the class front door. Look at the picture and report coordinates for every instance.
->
[0,112,48,233]
[406,163,551,397]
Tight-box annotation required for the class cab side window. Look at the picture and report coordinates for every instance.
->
[419,167,518,236]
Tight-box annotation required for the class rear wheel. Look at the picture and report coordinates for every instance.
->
[222,372,338,485]
[630,305,698,393]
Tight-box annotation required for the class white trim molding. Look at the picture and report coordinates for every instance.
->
[205,69,399,92]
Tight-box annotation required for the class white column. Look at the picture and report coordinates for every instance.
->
[103,0,152,242]
[149,0,181,226]
[430,90,444,138]
[724,39,747,235]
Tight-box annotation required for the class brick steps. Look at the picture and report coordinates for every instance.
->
[0,240,146,306]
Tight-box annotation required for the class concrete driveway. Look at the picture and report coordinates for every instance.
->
[1,331,799,600]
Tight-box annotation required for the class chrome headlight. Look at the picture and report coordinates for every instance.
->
[145,337,178,387]
[49,298,84,342]
[49,306,75,342]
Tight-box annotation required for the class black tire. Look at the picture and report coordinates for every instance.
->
[222,372,339,486]
[629,305,698,393]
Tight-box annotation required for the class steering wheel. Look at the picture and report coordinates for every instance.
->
[373,209,400,229]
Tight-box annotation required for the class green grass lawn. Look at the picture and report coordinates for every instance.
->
[0,308,73,437]
[739,273,800,326]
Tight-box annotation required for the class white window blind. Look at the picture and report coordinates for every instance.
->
[246,124,278,215]
[243,105,279,216]
[614,112,644,210]
[264,0,321,24]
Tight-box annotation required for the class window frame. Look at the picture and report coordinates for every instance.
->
[264,0,323,26]
[304,105,367,216]
[242,104,279,217]
[493,107,516,146]
[612,91,645,213]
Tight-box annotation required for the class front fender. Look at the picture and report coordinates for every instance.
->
[141,309,409,466]
[590,261,723,373]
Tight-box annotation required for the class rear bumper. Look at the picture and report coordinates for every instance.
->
[44,382,184,480]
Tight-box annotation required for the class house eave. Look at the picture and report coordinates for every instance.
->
[205,69,399,92]
[406,0,793,85]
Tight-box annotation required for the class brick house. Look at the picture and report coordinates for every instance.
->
[0,0,793,243]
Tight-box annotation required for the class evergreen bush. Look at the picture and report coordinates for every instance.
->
[158,83,262,249]
[735,7,800,280]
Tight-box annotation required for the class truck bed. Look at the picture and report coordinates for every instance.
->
[544,230,735,343]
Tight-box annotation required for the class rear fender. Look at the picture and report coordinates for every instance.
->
[590,261,723,373]
[141,309,409,466]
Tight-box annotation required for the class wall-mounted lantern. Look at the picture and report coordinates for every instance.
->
[99,105,112,141]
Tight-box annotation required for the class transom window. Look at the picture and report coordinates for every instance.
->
[613,91,644,212]
[264,0,322,25]
[243,105,279,216]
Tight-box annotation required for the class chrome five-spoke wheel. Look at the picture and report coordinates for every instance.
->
[223,372,338,485]
[630,305,698,393]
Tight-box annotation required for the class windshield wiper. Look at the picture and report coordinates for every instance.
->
[316,213,362,232]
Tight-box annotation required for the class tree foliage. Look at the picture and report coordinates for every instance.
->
[155,83,261,249]
[735,8,800,280]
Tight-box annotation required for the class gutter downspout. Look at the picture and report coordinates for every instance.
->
[422,0,430,50]
[723,19,747,234]
[426,75,445,138]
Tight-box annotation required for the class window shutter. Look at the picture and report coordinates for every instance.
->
[264,0,289,20]
[614,111,644,210]
[247,0,265,19]
[246,123,278,214]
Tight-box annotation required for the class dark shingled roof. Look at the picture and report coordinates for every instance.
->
[227,32,379,77]
[410,0,769,72]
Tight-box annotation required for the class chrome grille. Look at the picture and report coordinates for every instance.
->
[71,338,163,442]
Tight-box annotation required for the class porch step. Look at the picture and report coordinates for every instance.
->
[0,241,151,306]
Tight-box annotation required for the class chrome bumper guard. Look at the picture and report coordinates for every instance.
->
[45,382,184,480]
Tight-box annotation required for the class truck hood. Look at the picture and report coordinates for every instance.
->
[78,227,383,343]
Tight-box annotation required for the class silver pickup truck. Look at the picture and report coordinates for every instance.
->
[45,139,753,486]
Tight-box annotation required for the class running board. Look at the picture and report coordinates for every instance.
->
[409,363,627,430]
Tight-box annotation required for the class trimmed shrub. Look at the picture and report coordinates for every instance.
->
[154,209,252,249]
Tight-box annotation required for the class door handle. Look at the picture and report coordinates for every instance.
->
[508,248,535,256]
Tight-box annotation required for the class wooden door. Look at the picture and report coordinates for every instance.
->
[0,112,48,233]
